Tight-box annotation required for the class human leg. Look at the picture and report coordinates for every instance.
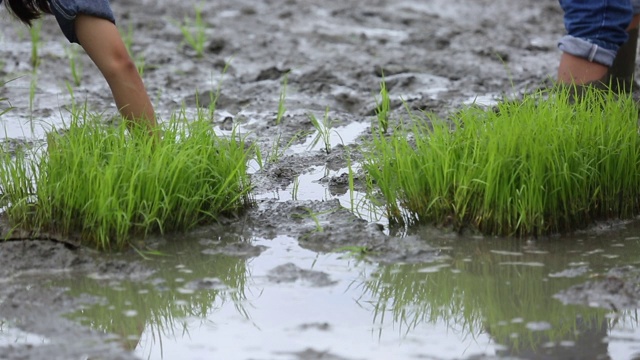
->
[557,0,634,85]
[50,0,157,134]
[75,15,157,134]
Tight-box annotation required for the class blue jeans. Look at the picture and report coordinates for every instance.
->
[48,0,116,44]
[558,0,640,66]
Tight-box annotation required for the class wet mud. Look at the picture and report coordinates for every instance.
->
[1,0,640,359]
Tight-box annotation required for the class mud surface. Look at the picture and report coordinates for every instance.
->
[1,0,640,359]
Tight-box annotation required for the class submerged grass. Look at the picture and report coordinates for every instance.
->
[364,86,640,236]
[0,107,251,250]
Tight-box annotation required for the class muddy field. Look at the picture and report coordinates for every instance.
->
[1,0,640,359]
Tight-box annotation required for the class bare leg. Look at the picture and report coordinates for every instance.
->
[74,15,157,135]
[557,14,640,87]
[557,52,609,84]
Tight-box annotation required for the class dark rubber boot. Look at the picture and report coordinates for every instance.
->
[608,27,639,93]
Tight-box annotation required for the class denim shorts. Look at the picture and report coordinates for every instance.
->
[558,0,640,66]
[49,0,116,44]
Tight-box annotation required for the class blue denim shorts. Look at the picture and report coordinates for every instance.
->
[558,0,640,66]
[49,0,116,44]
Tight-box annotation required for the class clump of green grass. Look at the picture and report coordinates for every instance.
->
[0,108,252,250]
[364,86,640,236]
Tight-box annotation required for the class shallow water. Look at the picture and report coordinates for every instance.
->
[0,325,49,348]
[56,222,640,360]
[2,0,640,359]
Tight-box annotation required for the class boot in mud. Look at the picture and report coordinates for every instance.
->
[607,26,639,94]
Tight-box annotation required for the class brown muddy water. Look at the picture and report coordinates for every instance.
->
[1,0,640,359]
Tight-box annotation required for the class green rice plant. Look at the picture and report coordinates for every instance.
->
[0,101,11,117]
[291,176,300,200]
[0,106,252,250]
[275,73,288,125]
[122,22,135,55]
[1,77,21,117]
[0,91,13,118]
[252,73,299,167]
[194,64,230,123]
[177,5,207,58]
[308,107,335,154]
[348,155,356,212]
[334,245,369,261]
[208,61,231,121]
[29,20,42,69]
[254,144,264,170]
[136,56,147,77]
[66,45,83,86]
[122,23,147,76]
[364,86,640,236]
[292,207,324,233]
[28,74,37,127]
[374,75,391,134]
[266,131,302,164]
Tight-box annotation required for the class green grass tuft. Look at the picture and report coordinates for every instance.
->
[0,108,252,250]
[364,86,640,236]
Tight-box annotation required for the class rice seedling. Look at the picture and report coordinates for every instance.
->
[122,22,135,55]
[308,107,335,154]
[0,106,252,250]
[374,75,391,134]
[292,207,324,233]
[291,176,300,200]
[275,73,288,125]
[29,20,42,69]
[66,45,83,86]
[122,23,147,76]
[253,144,264,170]
[334,245,370,261]
[0,101,11,118]
[28,74,37,128]
[363,85,640,236]
[177,5,208,58]
[255,72,302,166]
[266,131,303,164]
[0,86,13,118]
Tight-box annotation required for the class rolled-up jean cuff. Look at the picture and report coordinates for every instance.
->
[558,35,617,67]
[633,0,640,13]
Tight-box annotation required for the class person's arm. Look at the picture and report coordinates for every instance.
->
[74,14,157,134]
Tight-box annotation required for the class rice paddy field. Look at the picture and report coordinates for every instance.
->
[1,0,640,359]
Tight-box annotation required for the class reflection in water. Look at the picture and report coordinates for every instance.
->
[59,233,252,356]
[54,227,640,359]
[360,229,640,358]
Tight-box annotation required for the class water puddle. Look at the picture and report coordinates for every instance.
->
[290,121,369,154]
[249,119,387,225]
[464,93,500,107]
[0,323,49,348]
[57,228,640,359]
